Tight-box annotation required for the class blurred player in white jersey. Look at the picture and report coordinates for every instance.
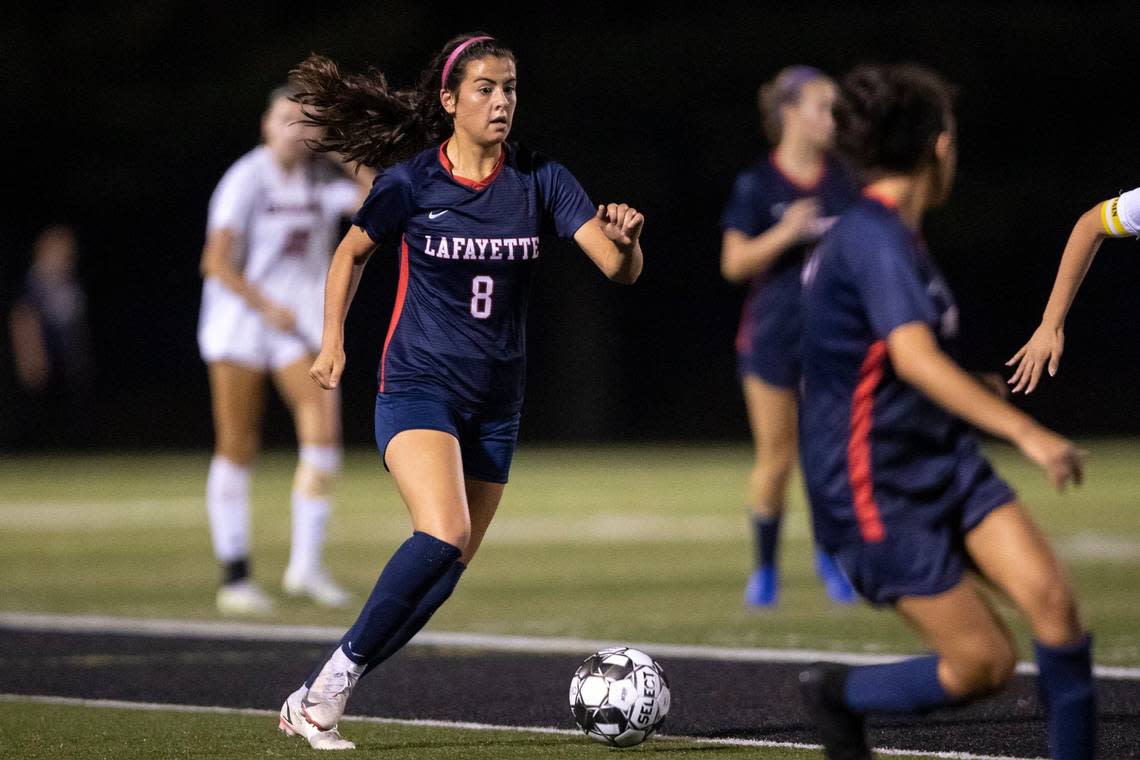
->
[1007,186,1140,393]
[198,84,372,614]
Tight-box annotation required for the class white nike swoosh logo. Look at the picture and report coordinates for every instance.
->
[428,210,449,219]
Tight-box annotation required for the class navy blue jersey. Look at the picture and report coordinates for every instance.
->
[721,153,858,355]
[800,193,976,548]
[352,142,595,414]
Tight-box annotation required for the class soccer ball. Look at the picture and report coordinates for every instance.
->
[568,646,671,747]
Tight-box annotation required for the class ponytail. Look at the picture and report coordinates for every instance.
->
[289,33,515,168]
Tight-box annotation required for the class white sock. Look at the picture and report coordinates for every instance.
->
[206,455,251,563]
[287,445,341,576]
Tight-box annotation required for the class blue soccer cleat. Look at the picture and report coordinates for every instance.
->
[745,565,779,607]
[815,549,857,604]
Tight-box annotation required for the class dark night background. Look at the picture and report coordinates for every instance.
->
[3,2,1140,450]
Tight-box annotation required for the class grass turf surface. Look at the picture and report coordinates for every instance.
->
[0,442,1138,665]
[1,702,928,759]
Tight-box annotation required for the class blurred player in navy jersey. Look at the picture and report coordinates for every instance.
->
[276,34,644,749]
[1007,184,1140,393]
[720,66,858,607]
[198,85,372,616]
[796,64,1094,760]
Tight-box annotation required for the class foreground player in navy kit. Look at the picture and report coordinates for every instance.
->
[797,65,1094,759]
[275,34,644,750]
[720,66,858,607]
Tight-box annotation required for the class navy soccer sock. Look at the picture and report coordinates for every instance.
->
[306,532,460,687]
[1034,635,1096,759]
[752,512,782,569]
[362,561,466,677]
[843,655,952,714]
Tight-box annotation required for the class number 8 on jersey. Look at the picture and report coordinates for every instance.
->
[471,275,494,319]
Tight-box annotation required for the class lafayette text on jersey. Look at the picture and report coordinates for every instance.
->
[353,142,596,414]
[799,193,986,548]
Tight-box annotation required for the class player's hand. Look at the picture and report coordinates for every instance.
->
[1006,323,1065,394]
[780,198,822,242]
[261,302,298,334]
[1015,424,1084,492]
[310,346,346,390]
[597,203,644,251]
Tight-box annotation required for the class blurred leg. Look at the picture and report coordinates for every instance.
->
[966,503,1094,759]
[742,374,797,523]
[742,376,797,606]
[206,362,265,586]
[800,578,1012,758]
[893,579,1017,700]
[273,358,344,590]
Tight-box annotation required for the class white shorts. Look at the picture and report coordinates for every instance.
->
[197,279,321,372]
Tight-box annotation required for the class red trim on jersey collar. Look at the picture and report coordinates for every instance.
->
[862,187,900,209]
[769,149,825,192]
[438,140,506,191]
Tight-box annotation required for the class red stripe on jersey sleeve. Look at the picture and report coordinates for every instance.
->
[847,339,888,543]
[379,238,410,393]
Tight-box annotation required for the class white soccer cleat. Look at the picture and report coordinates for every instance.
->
[283,567,352,608]
[301,648,363,732]
[279,685,356,750]
[215,580,275,616]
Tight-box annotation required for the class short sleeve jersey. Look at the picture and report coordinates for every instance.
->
[353,142,595,414]
[799,194,974,547]
[1100,186,1140,238]
[206,146,360,309]
[720,154,858,349]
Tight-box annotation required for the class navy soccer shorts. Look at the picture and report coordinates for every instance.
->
[736,285,802,390]
[831,457,1016,606]
[375,392,521,484]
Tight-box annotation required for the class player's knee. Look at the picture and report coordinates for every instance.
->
[216,434,258,466]
[294,446,342,499]
[1026,576,1082,642]
[751,451,794,496]
[420,514,471,552]
[944,637,1016,696]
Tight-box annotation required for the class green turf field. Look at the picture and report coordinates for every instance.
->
[0,702,934,759]
[1,442,1138,666]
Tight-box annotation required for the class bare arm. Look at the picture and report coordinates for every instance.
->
[199,228,297,333]
[720,198,819,283]
[890,321,1082,491]
[9,302,49,390]
[573,203,644,285]
[1006,205,1106,393]
[309,225,377,389]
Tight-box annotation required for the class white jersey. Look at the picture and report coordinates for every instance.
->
[1100,186,1140,238]
[198,146,359,368]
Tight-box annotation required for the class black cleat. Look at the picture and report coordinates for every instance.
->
[799,663,872,760]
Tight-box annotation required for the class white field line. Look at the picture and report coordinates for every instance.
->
[0,694,1044,760]
[2,611,1138,681]
[0,497,790,543]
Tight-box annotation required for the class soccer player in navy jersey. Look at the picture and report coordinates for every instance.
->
[274,34,644,749]
[796,65,1095,759]
[720,66,859,607]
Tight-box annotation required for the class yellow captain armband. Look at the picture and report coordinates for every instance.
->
[1101,197,1131,237]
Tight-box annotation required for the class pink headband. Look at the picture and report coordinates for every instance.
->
[441,36,493,90]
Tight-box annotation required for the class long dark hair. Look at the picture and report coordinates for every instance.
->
[833,63,955,177]
[288,34,515,168]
